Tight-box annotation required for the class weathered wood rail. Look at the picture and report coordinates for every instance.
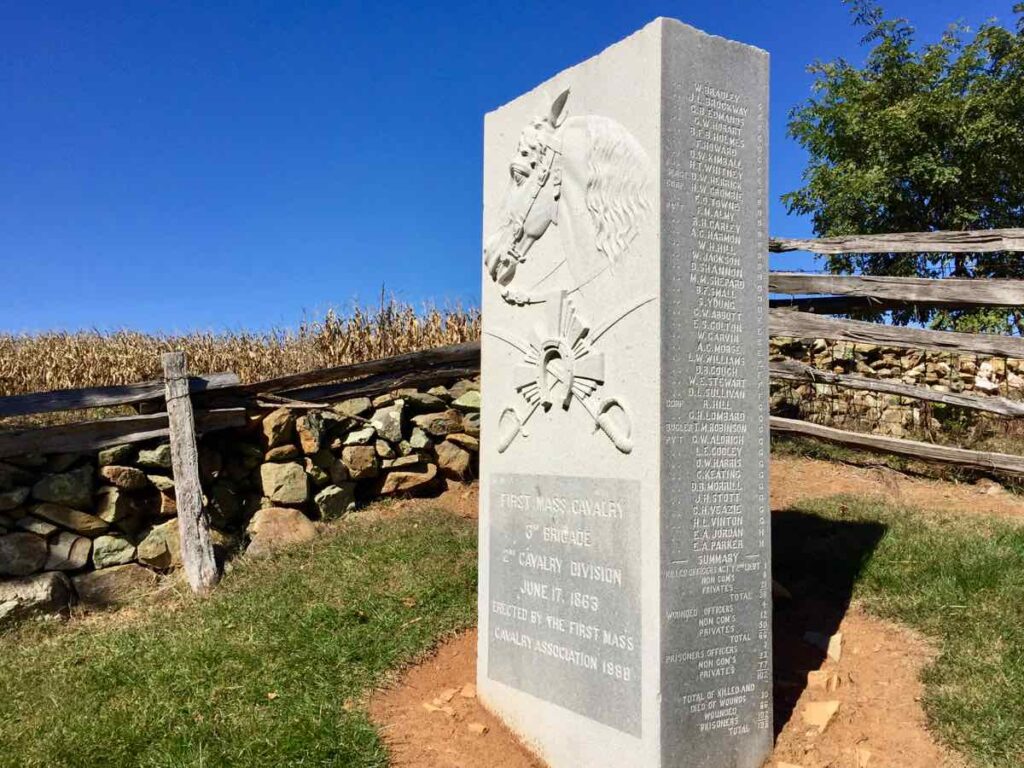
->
[768,225,1024,476]
[0,408,246,460]
[769,273,1024,308]
[769,359,1024,418]
[770,417,1024,475]
[0,372,239,418]
[768,308,1024,358]
[770,228,1024,254]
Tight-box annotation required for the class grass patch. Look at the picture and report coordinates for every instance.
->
[0,509,477,768]
[3,485,1021,767]
[777,495,1024,767]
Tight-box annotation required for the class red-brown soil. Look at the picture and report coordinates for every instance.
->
[369,455,1012,767]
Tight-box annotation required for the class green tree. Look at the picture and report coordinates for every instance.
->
[784,1,1024,332]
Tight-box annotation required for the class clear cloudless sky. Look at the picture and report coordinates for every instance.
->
[0,0,1016,334]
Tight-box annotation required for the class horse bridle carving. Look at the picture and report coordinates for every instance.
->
[491,130,563,293]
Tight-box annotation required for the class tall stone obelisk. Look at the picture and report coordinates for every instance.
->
[479,18,771,767]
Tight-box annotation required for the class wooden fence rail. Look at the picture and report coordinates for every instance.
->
[219,341,480,399]
[768,308,1024,358]
[0,408,246,460]
[770,359,1024,418]
[770,228,1024,254]
[0,373,239,418]
[770,416,1024,475]
[768,273,1024,308]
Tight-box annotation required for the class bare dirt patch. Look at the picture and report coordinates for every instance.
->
[370,628,543,768]
[370,455,1001,767]
[772,455,1024,522]
[770,606,965,768]
[370,609,962,768]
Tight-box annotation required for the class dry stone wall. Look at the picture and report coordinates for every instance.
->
[0,377,480,625]
[771,337,1024,437]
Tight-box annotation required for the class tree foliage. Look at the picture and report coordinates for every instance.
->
[784,1,1024,331]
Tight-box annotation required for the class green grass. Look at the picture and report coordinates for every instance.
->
[776,495,1024,767]
[2,487,1022,768]
[0,508,477,768]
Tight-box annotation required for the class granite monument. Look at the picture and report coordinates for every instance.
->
[479,18,771,768]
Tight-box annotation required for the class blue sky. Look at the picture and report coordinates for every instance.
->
[0,0,1016,334]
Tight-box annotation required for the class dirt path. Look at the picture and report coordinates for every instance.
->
[772,455,1024,522]
[369,455,1007,767]
[372,613,962,768]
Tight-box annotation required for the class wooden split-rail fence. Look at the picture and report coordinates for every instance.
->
[0,343,480,593]
[3,226,1024,589]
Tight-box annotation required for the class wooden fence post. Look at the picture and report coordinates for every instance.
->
[161,351,220,594]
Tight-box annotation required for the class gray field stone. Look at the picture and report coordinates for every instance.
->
[92,535,137,569]
[435,440,472,480]
[314,484,356,520]
[260,462,309,505]
[98,444,135,467]
[461,411,481,437]
[452,390,481,411]
[409,427,433,450]
[370,403,405,443]
[401,391,446,413]
[73,563,159,609]
[264,445,301,462]
[296,412,325,454]
[0,571,73,625]
[411,409,462,437]
[447,433,480,452]
[31,465,93,509]
[31,503,109,536]
[0,532,48,576]
[447,379,479,400]
[333,397,373,417]
[14,515,58,538]
[0,486,30,512]
[44,531,92,571]
[137,444,173,470]
[343,426,376,445]
[380,462,438,495]
[341,446,379,480]
[261,408,296,449]
[137,520,181,570]
[245,507,317,558]
[147,474,175,493]
[99,465,149,490]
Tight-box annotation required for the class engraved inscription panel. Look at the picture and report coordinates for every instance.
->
[660,29,772,766]
[488,473,642,735]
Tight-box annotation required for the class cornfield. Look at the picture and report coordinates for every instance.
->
[0,301,480,397]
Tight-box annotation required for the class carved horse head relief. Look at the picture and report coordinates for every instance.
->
[484,89,570,289]
[485,90,654,455]
[484,89,651,305]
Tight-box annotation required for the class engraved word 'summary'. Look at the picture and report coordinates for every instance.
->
[485,90,655,454]
[483,89,652,305]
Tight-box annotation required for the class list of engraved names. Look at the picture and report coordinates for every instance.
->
[661,78,771,747]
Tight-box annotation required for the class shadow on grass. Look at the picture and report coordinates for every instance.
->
[771,507,887,736]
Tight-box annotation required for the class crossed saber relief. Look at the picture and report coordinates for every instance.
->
[487,290,655,454]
